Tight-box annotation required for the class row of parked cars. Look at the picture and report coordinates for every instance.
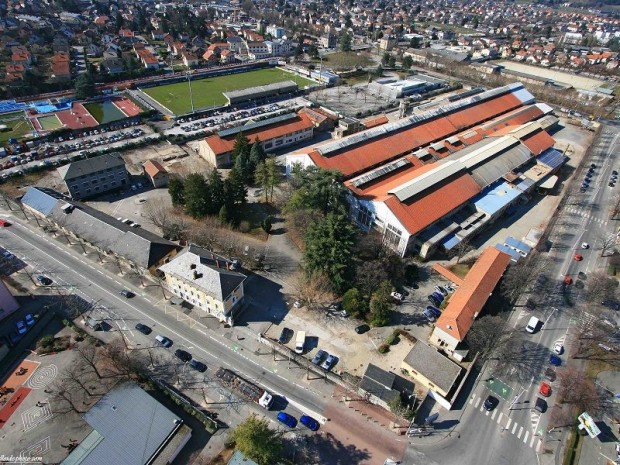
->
[177,104,282,133]
[134,323,207,372]
[10,313,37,345]
[424,284,456,322]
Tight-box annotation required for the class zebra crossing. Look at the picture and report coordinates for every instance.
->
[469,393,543,452]
[564,206,607,225]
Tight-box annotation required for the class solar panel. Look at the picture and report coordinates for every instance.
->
[351,158,410,188]
[317,83,523,157]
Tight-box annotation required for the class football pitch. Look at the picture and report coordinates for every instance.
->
[141,68,315,115]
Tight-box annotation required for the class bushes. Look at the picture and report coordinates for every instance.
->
[385,331,399,345]
[378,343,390,353]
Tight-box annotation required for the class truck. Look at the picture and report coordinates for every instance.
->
[295,331,306,354]
[215,368,274,409]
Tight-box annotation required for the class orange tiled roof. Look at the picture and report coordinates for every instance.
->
[384,173,482,235]
[51,61,70,77]
[143,159,167,177]
[307,92,524,178]
[434,248,511,342]
[363,115,389,129]
[204,113,314,157]
[520,129,555,155]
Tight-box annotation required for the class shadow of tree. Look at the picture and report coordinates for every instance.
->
[288,431,372,464]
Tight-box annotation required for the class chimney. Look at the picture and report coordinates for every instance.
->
[190,263,196,269]
[193,270,199,280]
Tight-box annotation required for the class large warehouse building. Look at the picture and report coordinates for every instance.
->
[286,82,564,258]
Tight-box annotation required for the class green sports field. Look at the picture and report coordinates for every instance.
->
[141,68,315,115]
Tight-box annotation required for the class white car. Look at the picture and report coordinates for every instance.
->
[390,291,404,302]
[553,342,564,354]
[581,242,589,249]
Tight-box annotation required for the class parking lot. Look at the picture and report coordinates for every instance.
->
[0,122,158,180]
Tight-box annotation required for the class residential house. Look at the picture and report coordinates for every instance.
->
[21,187,180,273]
[11,45,31,66]
[246,41,270,59]
[5,63,24,81]
[220,49,237,64]
[266,25,286,39]
[159,245,246,325]
[100,57,123,75]
[51,51,71,81]
[57,152,129,200]
[182,51,199,67]
[136,49,159,69]
[142,159,169,188]
[359,363,414,409]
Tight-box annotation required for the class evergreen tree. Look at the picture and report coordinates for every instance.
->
[224,169,247,205]
[74,73,97,99]
[339,32,352,52]
[232,132,250,162]
[168,177,185,206]
[207,168,225,214]
[249,138,267,168]
[183,173,210,218]
[303,213,357,294]
[218,204,230,224]
[233,149,253,184]
[369,281,394,327]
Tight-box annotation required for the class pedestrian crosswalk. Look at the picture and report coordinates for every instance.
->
[469,393,543,452]
[564,206,607,225]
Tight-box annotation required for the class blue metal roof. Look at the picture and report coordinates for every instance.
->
[441,234,461,250]
[504,236,532,253]
[21,186,59,215]
[495,243,521,261]
[537,148,567,170]
[472,180,522,216]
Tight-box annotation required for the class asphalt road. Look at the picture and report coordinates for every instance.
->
[403,125,620,465]
[0,214,407,463]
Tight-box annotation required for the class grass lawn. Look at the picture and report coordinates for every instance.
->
[142,68,315,115]
[38,115,63,131]
[321,52,374,70]
[0,115,32,145]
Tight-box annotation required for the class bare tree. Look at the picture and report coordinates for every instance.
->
[49,379,87,414]
[101,339,148,380]
[585,271,618,303]
[500,258,540,303]
[290,271,334,309]
[143,203,172,231]
[597,233,617,257]
[73,340,106,379]
[548,404,577,429]
[448,239,475,264]
[489,331,547,383]
[60,364,101,398]
[466,314,509,356]
[556,366,602,414]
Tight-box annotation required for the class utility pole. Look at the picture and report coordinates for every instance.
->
[187,71,195,114]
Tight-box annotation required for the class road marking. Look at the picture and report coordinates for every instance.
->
[491,410,497,420]
[506,418,512,430]
[474,397,481,408]
[469,396,474,405]
[523,431,529,443]
[530,436,536,448]
[497,412,503,424]
[512,422,518,434]
[517,426,523,438]
[485,410,490,416]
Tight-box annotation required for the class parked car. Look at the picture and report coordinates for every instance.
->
[434,285,448,296]
[423,308,437,322]
[431,291,444,303]
[549,354,561,366]
[300,415,320,431]
[276,412,298,428]
[278,327,292,344]
[535,397,548,413]
[539,382,552,397]
[581,242,589,249]
[553,342,564,355]
[36,275,52,285]
[155,335,173,348]
[16,320,27,335]
[174,349,192,363]
[135,323,152,335]
[2,250,14,259]
[312,349,327,365]
[390,291,404,302]
[483,395,499,411]
[574,253,583,261]
[25,314,35,326]
[354,324,370,334]
[321,354,337,371]
[428,295,442,306]
[0,219,10,227]
[426,306,441,318]
[189,359,207,372]
[545,368,557,382]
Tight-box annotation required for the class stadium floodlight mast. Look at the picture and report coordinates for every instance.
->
[186,70,195,114]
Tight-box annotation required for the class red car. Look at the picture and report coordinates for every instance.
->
[574,254,583,261]
[539,382,552,397]
[564,275,573,285]
[0,219,10,227]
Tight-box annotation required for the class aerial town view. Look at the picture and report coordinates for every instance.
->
[1,0,620,464]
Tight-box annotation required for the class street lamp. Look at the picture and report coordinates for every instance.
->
[186,71,195,114]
